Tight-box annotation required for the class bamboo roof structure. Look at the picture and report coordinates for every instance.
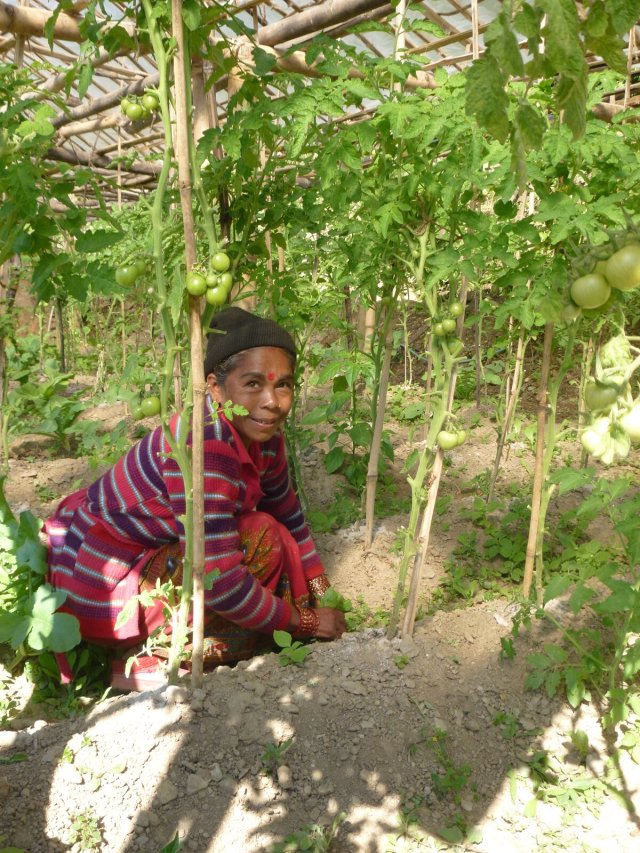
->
[1,0,639,204]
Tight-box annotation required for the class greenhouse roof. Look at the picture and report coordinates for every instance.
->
[1,0,637,203]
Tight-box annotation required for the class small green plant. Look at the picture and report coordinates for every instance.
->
[270,811,346,852]
[160,834,184,853]
[273,630,312,667]
[0,478,81,670]
[67,808,103,852]
[260,737,294,774]
[317,587,352,612]
[492,710,523,740]
[394,654,410,669]
[344,596,390,631]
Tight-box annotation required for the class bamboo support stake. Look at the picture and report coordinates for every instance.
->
[365,310,394,548]
[522,322,554,600]
[171,0,205,688]
[487,329,527,503]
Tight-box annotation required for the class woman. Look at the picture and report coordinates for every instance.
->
[46,307,346,685]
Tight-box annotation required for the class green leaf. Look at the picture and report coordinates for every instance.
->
[565,668,586,708]
[543,575,571,604]
[77,62,93,100]
[181,0,201,30]
[569,583,596,614]
[606,0,640,33]
[540,0,583,77]
[465,55,510,142]
[324,446,345,474]
[556,68,589,139]
[75,229,122,253]
[348,421,372,447]
[548,466,593,495]
[273,630,291,649]
[523,796,538,817]
[26,584,81,652]
[514,102,547,151]
[300,407,327,426]
[439,825,464,844]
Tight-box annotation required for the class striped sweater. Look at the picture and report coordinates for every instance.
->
[47,398,324,638]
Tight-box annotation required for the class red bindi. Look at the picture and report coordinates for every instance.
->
[267,371,276,381]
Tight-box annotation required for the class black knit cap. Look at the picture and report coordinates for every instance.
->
[204,307,296,376]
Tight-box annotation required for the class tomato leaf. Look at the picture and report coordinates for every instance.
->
[464,55,510,143]
[75,229,122,253]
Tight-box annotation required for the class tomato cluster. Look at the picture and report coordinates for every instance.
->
[131,395,161,420]
[185,252,232,305]
[115,258,146,287]
[436,428,466,451]
[121,91,159,122]
[566,243,640,316]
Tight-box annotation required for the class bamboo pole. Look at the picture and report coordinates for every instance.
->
[365,309,394,548]
[256,0,389,47]
[487,329,527,503]
[171,0,205,688]
[522,322,554,600]
[0,1,136,41]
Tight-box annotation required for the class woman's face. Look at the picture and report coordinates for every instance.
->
[207,347,294,447]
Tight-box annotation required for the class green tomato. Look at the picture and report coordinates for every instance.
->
[185,271,207,296]
[115,265,138,287]
[218,271,233,291]
[436,430,459,451]
[205,286,228,306]
[205,272,219,287]
[604,243,640,292]
[447,338,464,357]
[442,318,457,334]
[132,258,146,277]
[131,405,145,421]
[124,103,144,121]
[120,97,133,115]
[449,301,464,318]
[211,252,231,273]
[140,396,161,418]
[455,429,467,446]
[583,380,619,412]
[570,273,611,309]
[619,404,640,442]
[142,93,159,112]
[433,322,446,337]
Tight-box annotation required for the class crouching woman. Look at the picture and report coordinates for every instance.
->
[45,307,345,681]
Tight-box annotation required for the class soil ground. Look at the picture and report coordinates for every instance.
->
[2,397,640,853]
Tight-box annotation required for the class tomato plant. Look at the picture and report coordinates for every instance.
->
[210,252,230,273]
[185,271,207,296]
[140,396,161,418]
[604,244,640,292]
[570,273,611,309]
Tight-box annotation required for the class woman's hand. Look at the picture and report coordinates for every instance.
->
[314,607,347,639]
[288,606,346,640]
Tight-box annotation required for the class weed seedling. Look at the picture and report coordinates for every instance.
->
[273,630,312,667]
[261,738,294,774]
[270,811,346,853]
[67,808,103,852]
